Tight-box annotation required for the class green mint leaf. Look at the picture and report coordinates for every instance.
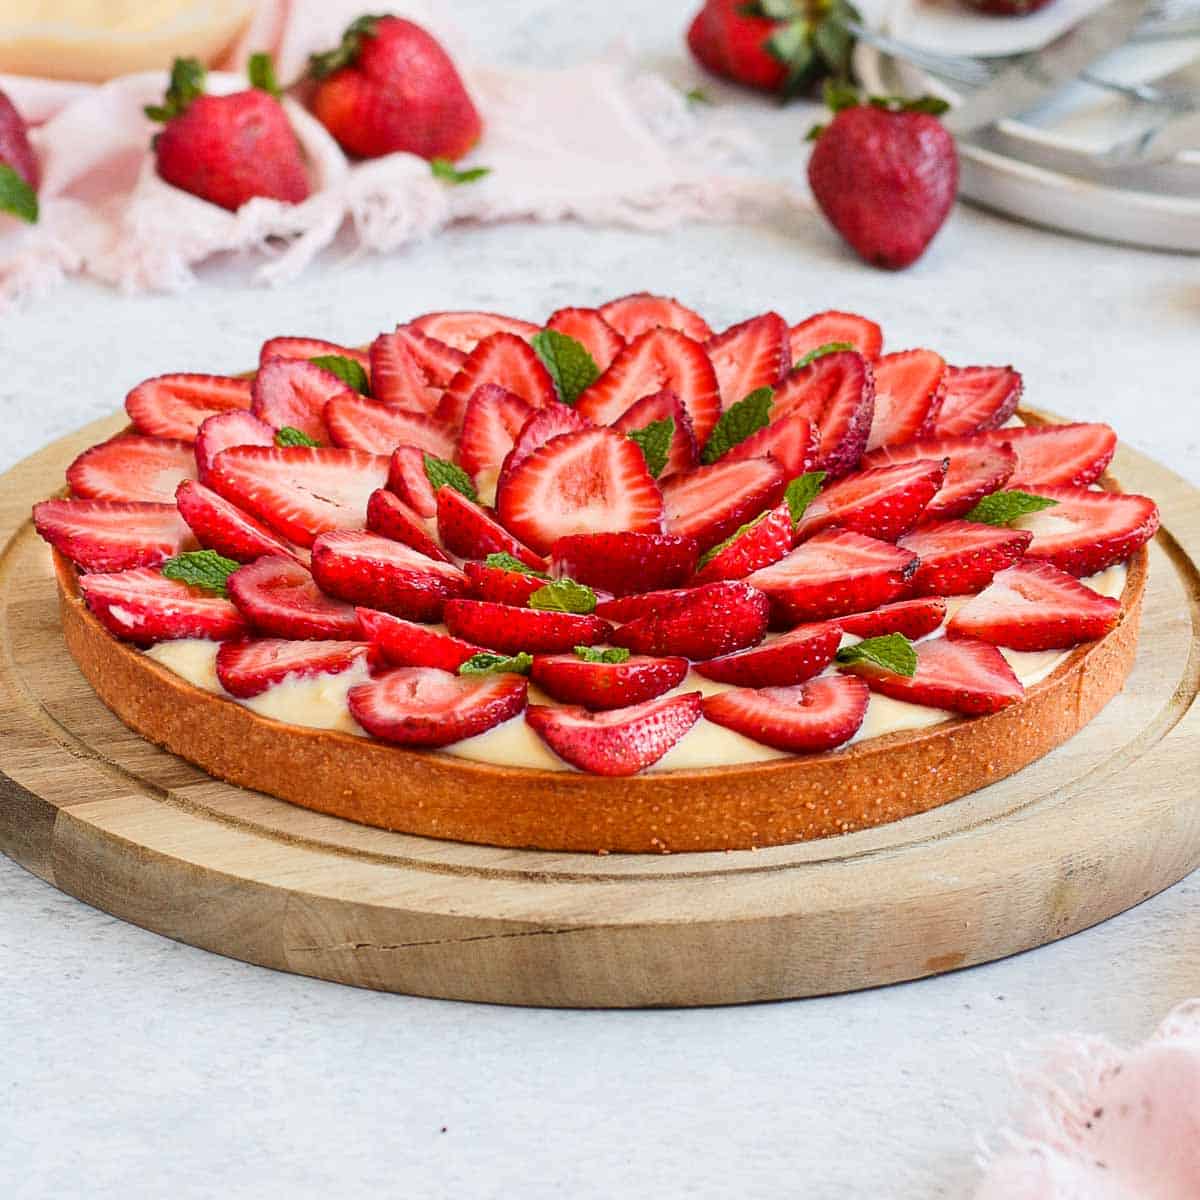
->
[310,354,370,395]
[484,552,549,578]
[965,490,1059,527]
[836,633,918,677]
[573,645,631,664]
[682,86,712,105]
[424,454,478,502]
[528,578,597,614]
[530,329,600,407]
[784,471,827,527]
[308,14,380,79]
[247,52,280,96]
[0,165,37,224]
[697,511,770,570]
[626,417,674,479]
[161,549,239,597]
[458,651,533,677]
[430,158,491,185]
[275,426,321,448]
[701,386,774,464]
[144,57,206,123]
[795,341,852,369]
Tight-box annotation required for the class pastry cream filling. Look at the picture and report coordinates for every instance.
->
[145,563,1127,772]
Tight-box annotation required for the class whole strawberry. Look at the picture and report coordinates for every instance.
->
[807,87,958,270]
[146,57,310,213]
[309,16,482,161]
[962,0,1055,13]
[0,86,38,223]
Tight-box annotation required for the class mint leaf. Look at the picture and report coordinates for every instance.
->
[530,329,600,406]
[836,633,918,677]
[784,470,826,527]
[626,417,674,479]
[697,511,770,570]
[424,454,477,502]
[701,386,774,464]
[458,651,533,677]
[247,52,280,96]
[430,158,491,185]
[574,645,631,664]
[0,165,37,224]
[161,549,239,597]
[144,56,206,122]
[528,578,597,614]
[484,552,548,578]
[965,490,1059,527]
[276,426,320,448]
[310,354,370,395]
[795,341,852,369]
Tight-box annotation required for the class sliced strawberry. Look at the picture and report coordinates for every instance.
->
[457,384,535,491]
[357,607,483,671]
[788,310,883,364]
[33,499,193,573]
[443,599,612,654]
[694,620,841,687]
[176,480,304,564]
[702,675,870,752]
[931,365,1022,437]
[79,568,247,645]
[67,435,196,503]
[437,486,546,568]
[530,652,689,710]
[771,349,874,478]
[724,412,818,478]
[575,328,722,447]
[525,691,702,775]
[368,329,442,413]
[387,324,466,388]
[1016,486,1159,577]
[747,529,918,624]
[661,457,785,551]
[250,358,349,443]
[324,393,456,458]
[215,638,374,699]
[835,597,948,640]
[259,336,369,369]
[496,427,664,555]
[411,311,539,354]
[979,422,1118,489]
[228,556,360,639]
[498,405,594,488]
[691,504,793,584]
[545,307,625,372]
[704,312,790,409]
[125,374,252,441]
[840,635,1023,715]
[388,444,438,518]
[595,586,695,623]
[861,435,1017,523]
[947,561,1121,651]
[794,457,947,543]
[900,520,1033,596]
[194,411,275,484]
[436,332,557,430]
[865,349,946,450]
[550,531,698,596]
[609,580,769,660]
[463,560,545,606]
[366,488,449,562]
[608,388,699,479]
[597,293,712,342]
[208,445,388,547]
[348,667,528,748]
[311,530,468,620]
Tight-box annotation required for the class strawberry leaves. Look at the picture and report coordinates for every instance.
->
[626,417,675,479]
[145,57,206,123]
[247,52,281,97]
[308,14,380,79]
[161,549,239,596]
[701,387,774,464]
[744,0,862,99]
[836,632,917,676]
[0,165,37,224]
[430,159,491,185]
[531,329,600,406]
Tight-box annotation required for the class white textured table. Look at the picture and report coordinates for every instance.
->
[2,3,1198,1197]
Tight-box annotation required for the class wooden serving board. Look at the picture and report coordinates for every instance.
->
[1,415,1198,1008]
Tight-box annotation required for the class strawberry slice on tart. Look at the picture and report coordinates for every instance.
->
[67,435,197,503]
[437,486,547,569]
[457,384,535,490]
[259,337,369,370]
[444,599,612,655]
[661,457,786,551]
[388,444,439,518]
[498,405,594,488]
[463,559,546,607]
[34,499,194,573]
[368,329,444,413]
[595,586,697,623]
[608,580,769,660]
[864,349,946,450]
[79,567,248,645]
[702,675,871,753]
[978,422,1118,489]
[215,638,375,699]
[722,412,818,479]
[691,504,794,583]
[125,374,252,442]
[788,310,883,364]
[366,488,450,562]
[834,596,948,641]
[930,365,1022,437]
[608,389,699,480]
[900,521,1033,596]
[435,332,556,429]
[549,531,699,596]
[250,358,353,444]
[704,312,791,410]
[596,293,712,343]
[530,650,689,710]
[324,394,456,459]
[194,411,276,485]
[176,480,306,564]
[694,620,842,687]
[357,608,484,671]
[411,311,539,354]
[227,555,361,640]
[545,307,625,373]
[1015,486,1159,577]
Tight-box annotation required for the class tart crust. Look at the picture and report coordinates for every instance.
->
[53,543,1147,854]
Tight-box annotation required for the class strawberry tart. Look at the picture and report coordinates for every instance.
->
[34,296,1159,852]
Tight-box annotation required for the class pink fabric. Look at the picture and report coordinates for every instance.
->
[976,1001,1200,1199]
[0,0,786,308]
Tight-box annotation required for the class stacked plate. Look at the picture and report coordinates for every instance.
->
[854,0,1200,251]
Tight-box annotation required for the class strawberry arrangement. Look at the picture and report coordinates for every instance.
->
[34,294,1159,778]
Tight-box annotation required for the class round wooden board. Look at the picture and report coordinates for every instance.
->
[1,414,1197,1008]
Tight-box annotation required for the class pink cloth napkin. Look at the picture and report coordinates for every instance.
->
[0,0,785,308]
[976,1001,1200,1199]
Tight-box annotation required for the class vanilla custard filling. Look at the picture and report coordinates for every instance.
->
[143,562,1127,772]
